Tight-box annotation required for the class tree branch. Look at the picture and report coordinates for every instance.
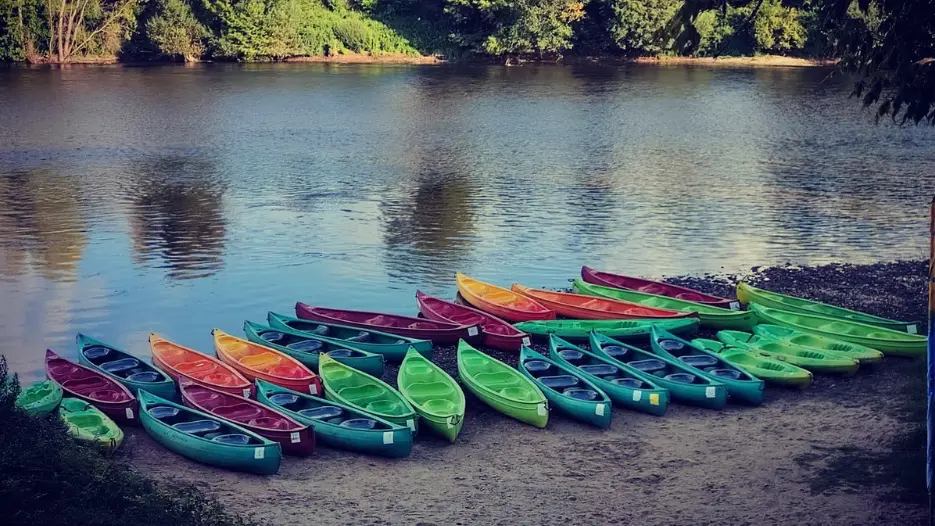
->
[70,0,137,57]
[713,0,766,58]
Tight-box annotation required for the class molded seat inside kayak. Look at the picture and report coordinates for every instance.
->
[557,349,585,364]
[100,358,141,374]
[241,353,280,370]
[87,388,125,401]
[499,386,540,401]
[260,331,288,344]
[365,399,405,413]
[679,355,719,368]
[202,372,241,386]
[602,346,632,360]
[211,434,252,445]
[127,371,161,383]
[298,406,344,420]
[248,416,293,429]
[523,360,553,375]
[563,388,600,401]
[83,346,112,360]
[341,418,378,429]
[268,393,300,408]
[286,340,324,353]
[611,377,647,389]
[421,398,457,413]
[473,371,520,390]
[150,405,182,422]
[176,360,218,375]
[709,369,743,380]
[173,419,222,436]
[213,403,263,420]
[664,373,699,384]
[344,332,372,342]
[578,364,619,377]
[658,339,688,352]
[539,375,580,390]
[338,384,386,404]
[269,364,305,378]
[629,359,667,373]
[327,349,362,358]
[406,382,455,400]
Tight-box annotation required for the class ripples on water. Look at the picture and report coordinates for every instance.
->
[0,63,932,379]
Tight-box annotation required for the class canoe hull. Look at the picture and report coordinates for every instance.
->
[752,324,884,365]
[319,355,419,433]
[460,378,548,428]
[515,318,701,342]
[397,349,466,442]
[582,266,736,309]
[416,290,528,352]
[243,321,385,377]
[16,380,63,416]
[59,398,124,450]
[150,334,254,398]
[296,303,476,344]
[518,347,611,428]
[457,342,548,428]
[716,330,860,375]
[455,273,555,322]
[76,334,177,401]
[691,339,813,389]
[213,329,322,396]
[513,284,692,321]
[45,350,139,425]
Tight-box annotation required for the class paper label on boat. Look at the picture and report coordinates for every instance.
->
[243,388,251,398]
[522,337,531,346]
[649,393,660,406]
[383,431,394,444]
[729,302,741,311]
[290,432,300,444]
[125,408,134,420]
[406,419,415,431]
[907,324,918,334]
[705,387,717,398]
[467,326,479,337]
[309,384,318,395]
[632,391,642,402]
[537,403,547,416]
[595,404,605,416]
[254,447,265,459]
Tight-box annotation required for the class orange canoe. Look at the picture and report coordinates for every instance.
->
[212,329,322,396]
[511,284,697,321]
[149,333,253,398]
[455,272,555,323]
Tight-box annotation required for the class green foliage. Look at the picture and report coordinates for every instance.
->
[753,0,805,53]
[609,0,681,55]
[693,5,756,56]
[146,0,208,60]
[446,0,584,56]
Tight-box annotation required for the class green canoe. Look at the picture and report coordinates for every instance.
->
[16,380,63,416]
[517,346,612,428]
[750,303,926,357]
[59,397,124,450]
[514,317,700,342]
[753,324,884,365]
[139,390,281,475]
[738,282,919,333]
[650,327,765,405]
[549,334,669,416]
[457,340,548,428]
[267,311,432,362]
[318,354,418,433]
[76,333,177,400]
[716,330,860,375]
[573,279,756,331]
[255,379,413,458]
[244,320,385,377]
[691,338,813,389]
[397,349,466,442]
[588,331,728,409]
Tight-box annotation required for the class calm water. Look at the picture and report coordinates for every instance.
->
[1,63,932,380]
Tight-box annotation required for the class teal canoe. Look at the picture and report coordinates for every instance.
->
[16,380,63,416]
[255,379,413,458]
[513,317,701,342]
[318,354,418,433]
[549,334,669,416]
[753,324,884,365]
[244,320,385,377]
[457,340,548,428]
[76,333,177,400]
[138,390,281,475]
[691,338,814,389]
[397,349,466,442]
[650,327,765,405]
[588,331,728,409]
[517,346,612,428]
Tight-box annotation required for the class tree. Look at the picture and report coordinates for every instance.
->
[445,0,584,57]
[145,0,207,61]
[610,0,681,55]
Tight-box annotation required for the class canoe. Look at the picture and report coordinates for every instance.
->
[512,284,693,321]
[179,379,314,456]
[455,272,555,322]
[753,324,884,365]
[296,303,479,345]
[416,290,529,352]
[45,349,138,424]
[268,311,432,361]
[16,380,63,416]
[738,282,919,333]
[691,338,813,389]
[59,398,124,450]
[650,327,765,405]
[213,329,321,396]
[244,320,385,377]
[716,330,860,375]
[515,318,701,342]
[77,333,176,400]
[572,279,756,331]
[750,303,926,357]
[397,349,466,442]
[517,346,612,428]
[548,335,669,416]
[150,333,253,398]
[318,354,418,432]
[582,266,737,309]
[588,331,728,409]
[138,390,281,475]
[457,340,548,428]
[255,380,413,458]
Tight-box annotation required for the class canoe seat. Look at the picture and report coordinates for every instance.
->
[462,356,490,368]
[365,315,396,326]
[473,371,519,390]
[557,349,585,364]
[523,360,553,375]
[406,322,438,330]
[579,299,606,310]
[678,355,719,368]
[211,434,251,445]
[366,399,404,414]
[403,363,436,377]
[578,364,619,377]
[345,331,371,342]
[611,378,648,389]
[248,416,292,429]
[563,388,600,401]
[87,388,126,402]
[127,371,161,383]
[268,364,305,379]
[268,393,301,408]
[100,358,141,374]
[286,340,324,353]
[260,331,288,345]
[149,405,181,421]
[664,373,698,384]
[498,386,540,402]
[177,360,218,375]
[710,369,743,380]
[188,391,223,406]
[213,403,263,420]
[337,384,385,404]
[539,375,580,390]
[298,406,344,420]
[83,346,112,361]
[406,381,454,400]
[241,353,281,370]
[326,349,359,358]
[629,359,667,373]
[603,346,632,361]
[173,420,222,436]
[658,339,688,352]
[202,372,240,386]
[422,398,457,414]
[340,418,378,429]
[61,377,110,394]
[48,363,82,377]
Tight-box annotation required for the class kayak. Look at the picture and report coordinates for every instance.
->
[397,349,466,442]
[212,329,321,396]
[138,390,281,475]
[268,311,433,361]
[16,380,63,416]
[514,318,700,342]
[512,284,693,321]
[455,272,555,322]
[318,354,418,432]
[179,379,314,456]
[150,333,253,398]
[650,327,765,405]
[59,398,124,450]
[457,340,548,428]
[753,324,884,365]
[572,279,756,331]
[76,333,176,400]
[244,320,385,377]
[589,331,727,409]
[416,290,529,352]
[691,338,813,389]
[716,330,860,375]
[296,303,479,345]
[750,303,926,357]
[738,282,919,333]
[517,346,612,428]
[45,349,138,424]
[581,266,737,309]
[255,379,413,458]
[548,335,669,416]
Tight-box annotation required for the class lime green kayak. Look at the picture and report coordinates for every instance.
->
[457,340,548,428]
[514,317,700,342]
[753,324,884,365]
[318,354,418,433]
[738,282,919,333]
[573,279,755,331]
[59,398,124,450]
[717,330,859,375]
[750,303,926,357]
[16,380,63,416]
[691,338,813,389]
[397,349,465,442]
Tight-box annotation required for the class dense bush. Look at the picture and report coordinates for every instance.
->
[146,0,208,60]
[609,0,681,55]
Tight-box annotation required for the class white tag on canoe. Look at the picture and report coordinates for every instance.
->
[595,404,605,416]
[632,391,642,402]
[383,431,394,444]
[309,384,318,395]
[467,326,479,337]
[907,324,918,334]
[537,403,547,416]
[729,301,741,311]
[290,432,300,443]
[243,388,251,398]
[125,408,134,420]
[406,419,415,431]
[254,447,265,459]
[705,386,717,398]
[522,337,531,346]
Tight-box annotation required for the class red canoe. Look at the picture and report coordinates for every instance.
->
[45,349,138,424]
[581,266,738,309]
[179,379,314,456]
[416,291,530,352]
[296,303,480,344]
